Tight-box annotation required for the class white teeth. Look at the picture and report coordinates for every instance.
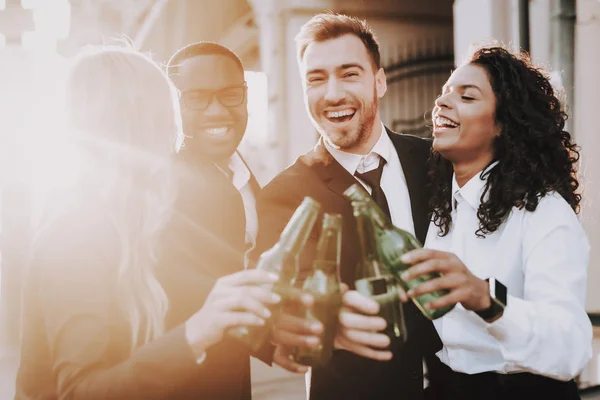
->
[326,109,355,119]
[205,127,229,137]
[435,116,458,128]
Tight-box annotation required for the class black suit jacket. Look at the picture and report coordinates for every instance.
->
[253,128,443,400]
[158,159,262,399]
[15,158,265,400]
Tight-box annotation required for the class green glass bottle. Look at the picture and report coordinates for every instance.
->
[344,184,454,320]
[229,196,321,352]
[291,213,343,367]
[353,200,406,341]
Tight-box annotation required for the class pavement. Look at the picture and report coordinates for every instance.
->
[2,336,599,400]
[0,347,307,400]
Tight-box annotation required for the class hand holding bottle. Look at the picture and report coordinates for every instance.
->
[400,248,489,312]
[290,213,344,368]
[184,269,281,360]
[334,289,393,361]
[229,197,321,352]
[270,287,323,372]
[344,184,455,320]
[271,287,322,348]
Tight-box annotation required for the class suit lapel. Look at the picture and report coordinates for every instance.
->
[387,128,430,244]
[188,160,247,256]
[301,138,358,201]
[302,132,429,244]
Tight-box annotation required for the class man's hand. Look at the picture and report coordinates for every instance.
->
[334,290,392,361]
[400,249,490,311]
[272,345,310,373]
[271,287,323,373]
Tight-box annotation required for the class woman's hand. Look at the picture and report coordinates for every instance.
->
[400,249,491,312]
[185,270,281,357]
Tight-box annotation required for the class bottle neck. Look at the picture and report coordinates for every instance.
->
[344,184,392,229]
[278,201,320,257]
[368,204,392,230]
[356,211,378,262]
[315,226,341,261]
[355,207,384,278]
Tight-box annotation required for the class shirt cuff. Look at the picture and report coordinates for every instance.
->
[484,295,532,349]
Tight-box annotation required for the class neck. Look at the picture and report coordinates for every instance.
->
[213,157,232,171]
[452,155,495,187]
[346,116,383,155]
[178,149,232,170]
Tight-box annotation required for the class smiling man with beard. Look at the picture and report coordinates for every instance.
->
[251,13,443,400]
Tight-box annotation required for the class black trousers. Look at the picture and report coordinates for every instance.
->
[424,355,581,400]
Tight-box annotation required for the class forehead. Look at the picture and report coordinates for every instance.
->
[172,54,244,91]
[301,34,374,74]
[446,64,492,93]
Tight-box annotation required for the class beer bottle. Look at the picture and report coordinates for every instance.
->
[229,196,321,352]
[344,184,454,320]
[353,200,406,341]
[291,213,343,366]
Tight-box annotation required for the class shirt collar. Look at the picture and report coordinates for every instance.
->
[323,122,392,175]
[226,151,250,190]
[452,160,499,211]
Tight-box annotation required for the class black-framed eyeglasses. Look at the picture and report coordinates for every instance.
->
[180,82,247,110]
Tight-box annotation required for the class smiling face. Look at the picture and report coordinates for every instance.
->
[432,64,499,165]
[299,34,387,154]
[171,54,247,164]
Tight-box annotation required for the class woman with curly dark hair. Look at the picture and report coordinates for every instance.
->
[399,46,592,399]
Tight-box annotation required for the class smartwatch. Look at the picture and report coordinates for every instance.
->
[475,277,507,321]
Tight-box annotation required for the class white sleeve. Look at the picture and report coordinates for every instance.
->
[485,197,593,380]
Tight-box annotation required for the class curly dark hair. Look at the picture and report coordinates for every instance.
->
[429,46,581,237]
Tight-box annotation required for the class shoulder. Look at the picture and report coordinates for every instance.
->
[259,159,313,201]
[520,192,587,249]
[29,198,119,283]
[525,192,580,226]
[387,128,432,150]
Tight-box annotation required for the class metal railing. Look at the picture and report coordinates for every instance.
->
[380,39,454,138]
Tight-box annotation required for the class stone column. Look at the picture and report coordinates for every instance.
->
[246,0,293,185]
[575,0,600,312]
[0,0,36,356]
[245,4,311,396]
[453,0,521,61]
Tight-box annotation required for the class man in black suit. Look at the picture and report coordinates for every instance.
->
[164,42,316,399]
[252,14,443,400]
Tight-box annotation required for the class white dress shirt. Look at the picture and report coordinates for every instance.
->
[324,122,415,235]
[425,162,592,381]
[222,151,258,248]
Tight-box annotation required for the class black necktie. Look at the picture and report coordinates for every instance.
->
[355,158,391,220]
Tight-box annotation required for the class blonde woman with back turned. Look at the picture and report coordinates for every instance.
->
[15,44,280,400]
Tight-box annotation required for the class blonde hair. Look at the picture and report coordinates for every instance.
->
[64,44,182,349]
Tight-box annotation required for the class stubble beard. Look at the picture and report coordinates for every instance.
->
[332,95,378,151]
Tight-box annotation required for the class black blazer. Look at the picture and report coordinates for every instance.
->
[15,159,263,400]
[252,128,443,400]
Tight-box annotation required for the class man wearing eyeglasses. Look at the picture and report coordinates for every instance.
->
[164,42,317,399]
[168,42,259,266]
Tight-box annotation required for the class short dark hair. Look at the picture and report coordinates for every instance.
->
[295,12,381,70]
[166,41,244,78]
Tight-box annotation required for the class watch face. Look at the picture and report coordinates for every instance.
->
[489,277,507,307]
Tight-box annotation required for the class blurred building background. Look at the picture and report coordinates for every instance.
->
[1,0,599,399]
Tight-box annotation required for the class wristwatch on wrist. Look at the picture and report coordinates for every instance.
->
[475,277,507,321]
